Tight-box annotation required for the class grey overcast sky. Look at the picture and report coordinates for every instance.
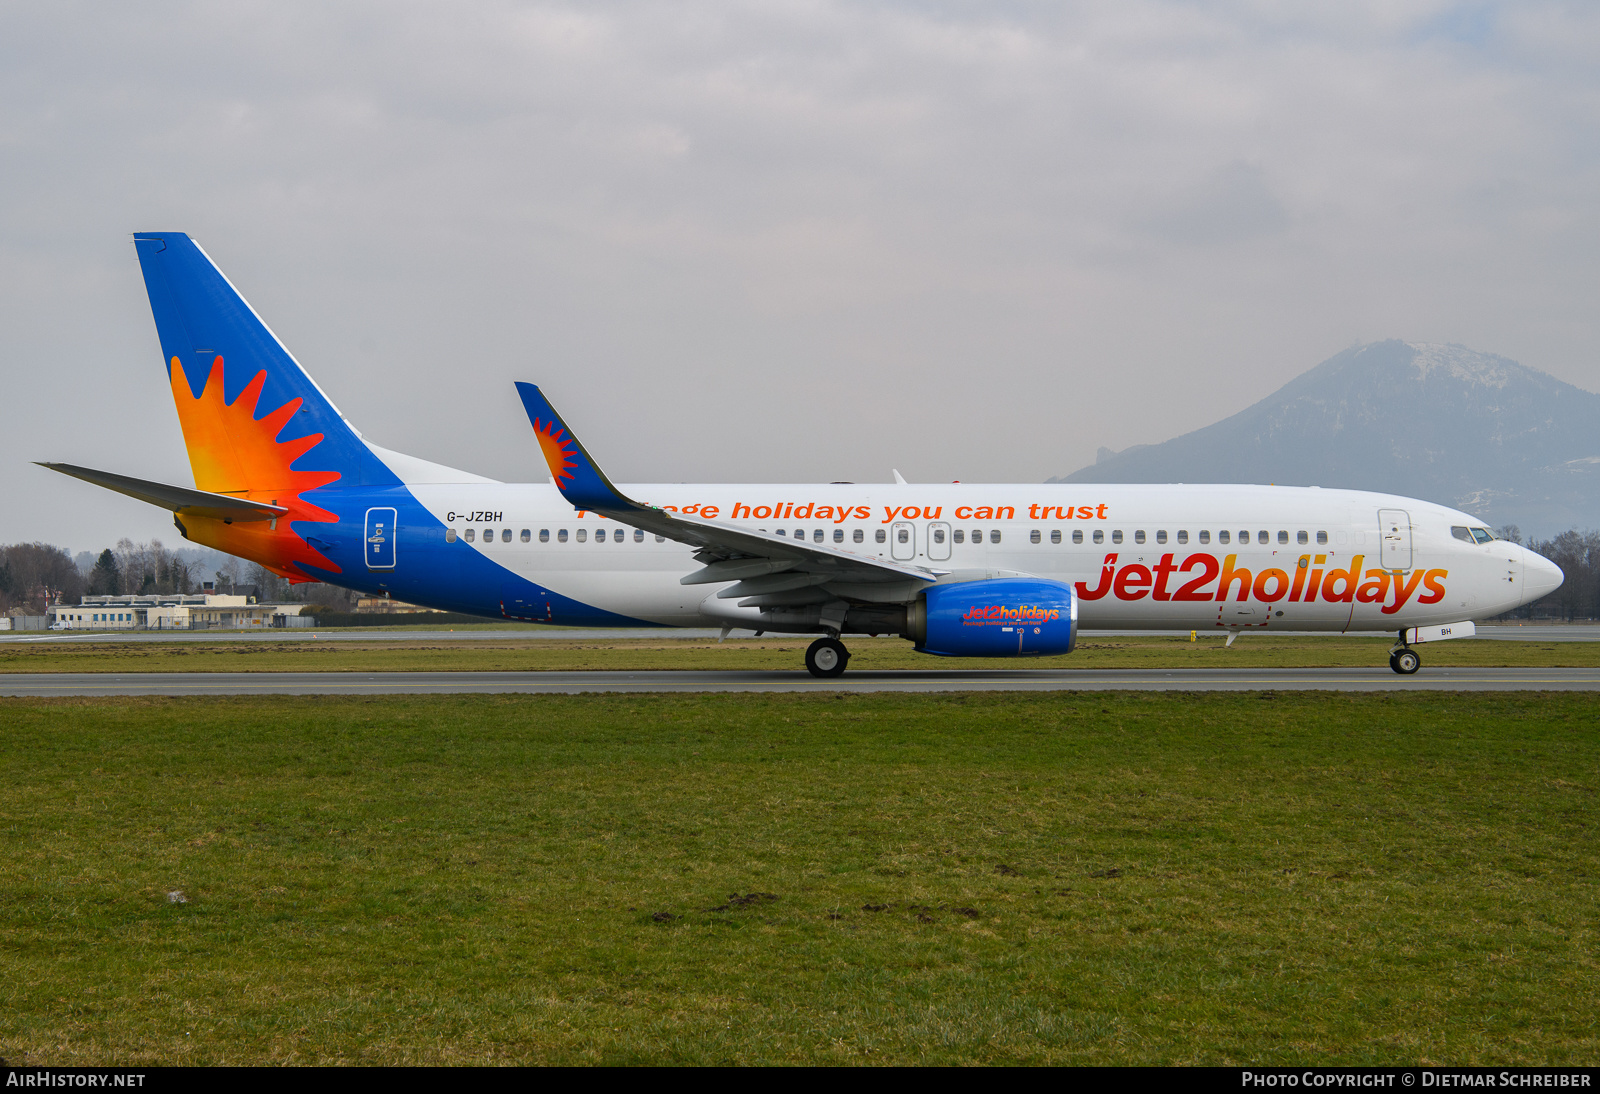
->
[3,1,1598,552]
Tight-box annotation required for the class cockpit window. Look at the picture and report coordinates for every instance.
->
[1451,526,1473,542]
[1471,527,1495,545]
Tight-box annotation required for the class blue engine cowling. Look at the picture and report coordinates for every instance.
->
[908,578,1078,657]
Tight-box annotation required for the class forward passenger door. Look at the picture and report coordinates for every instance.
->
[1378,509,1412,571]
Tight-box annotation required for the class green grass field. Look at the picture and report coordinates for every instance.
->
[2,692,1596,1065]
[4,633,1600,673]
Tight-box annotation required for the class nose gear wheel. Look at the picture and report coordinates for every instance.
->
[1390,648,1420,674]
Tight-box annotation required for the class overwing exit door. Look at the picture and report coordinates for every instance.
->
[1378,509,1412,570]
[891,521,915,561]
[365,507,397,570]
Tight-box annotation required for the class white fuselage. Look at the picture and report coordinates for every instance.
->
[403,481,1559,632]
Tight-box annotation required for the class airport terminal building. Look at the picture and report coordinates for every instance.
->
[47,593,312,631]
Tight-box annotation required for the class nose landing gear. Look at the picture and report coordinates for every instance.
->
[805,637,850,678]
[1389,635,1421,675]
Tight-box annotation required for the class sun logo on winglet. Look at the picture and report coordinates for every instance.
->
[169,355,341,581]
[533,418,579,488]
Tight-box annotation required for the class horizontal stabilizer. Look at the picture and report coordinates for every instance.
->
[36,462,288,522]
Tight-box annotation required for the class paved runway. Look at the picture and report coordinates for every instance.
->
[5,666,1600,696]
[3,625,1595,645]
[0,626,690,644]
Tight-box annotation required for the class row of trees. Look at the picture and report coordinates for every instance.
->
[0,543,85,614]
[85,539,200,597]
[1494,528,1600,622]
[7,528,1600,619]
[0,539,321,614]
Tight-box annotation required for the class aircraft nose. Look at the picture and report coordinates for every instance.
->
[1520,546,1564,604]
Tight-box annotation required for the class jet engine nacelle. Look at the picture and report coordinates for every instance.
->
[905,578,1077,657]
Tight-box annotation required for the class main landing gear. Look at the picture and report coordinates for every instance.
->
[805,637,851,678]
[1389,636,1421,675]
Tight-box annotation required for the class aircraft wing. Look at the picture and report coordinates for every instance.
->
[36,462,289,523]
[513,383,939,603]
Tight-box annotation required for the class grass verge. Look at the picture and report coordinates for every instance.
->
[1,691,1596,1064]
[4,634,1600,673]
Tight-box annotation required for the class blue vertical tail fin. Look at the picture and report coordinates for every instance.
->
[133,232,396,490]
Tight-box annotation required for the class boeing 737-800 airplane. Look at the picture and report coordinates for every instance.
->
[41,234,1564,676]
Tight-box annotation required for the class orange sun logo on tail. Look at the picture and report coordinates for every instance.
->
[170,356,342,581]
[532,418,579,487]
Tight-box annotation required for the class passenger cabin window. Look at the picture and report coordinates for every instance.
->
[557,529,568,543]
[1073,529,1084,544]
[635,529,645,542]
[1093,530,1104,544]
[991,531,1001,544]
[1051,529,1062,544]
[445,528,457,543]
[464,528,475,542]
[1297,530,1308,545]
[834,529,844,542]
[935,528,948,544]
[875,529,887,543]
[502,529,512,543]
[853,529,864,543]
[776,529,786,536]
[813,529,823,542]
[1218,530,1229,545]
[1239,531,1249,544]
[896,528,909,544]
[521,529,531,542]
[576,529,587,542]
[655,535,665,542]
[971,528,982,542]
[1156,530,1167,544]
[1317,531,1328,545]
[1134,530,1146,544]
[483,528,493,541]
[1030,529,1041,544]
[595,529,606,542]
[1199,530,1210,544]
[540,529,550,543]
[1111,530,1124,544]
[1258,531,1269,544]
[954,530,965,544]
[1176,530,1188,544]
[1277,530,1288,544]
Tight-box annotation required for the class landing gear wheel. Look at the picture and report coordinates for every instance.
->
[805,637,850,678]
[1391,649,1420,675]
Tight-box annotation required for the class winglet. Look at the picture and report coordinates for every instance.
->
[514,383,638,512]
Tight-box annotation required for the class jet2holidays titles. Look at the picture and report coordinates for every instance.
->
[641,497,1453,613]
